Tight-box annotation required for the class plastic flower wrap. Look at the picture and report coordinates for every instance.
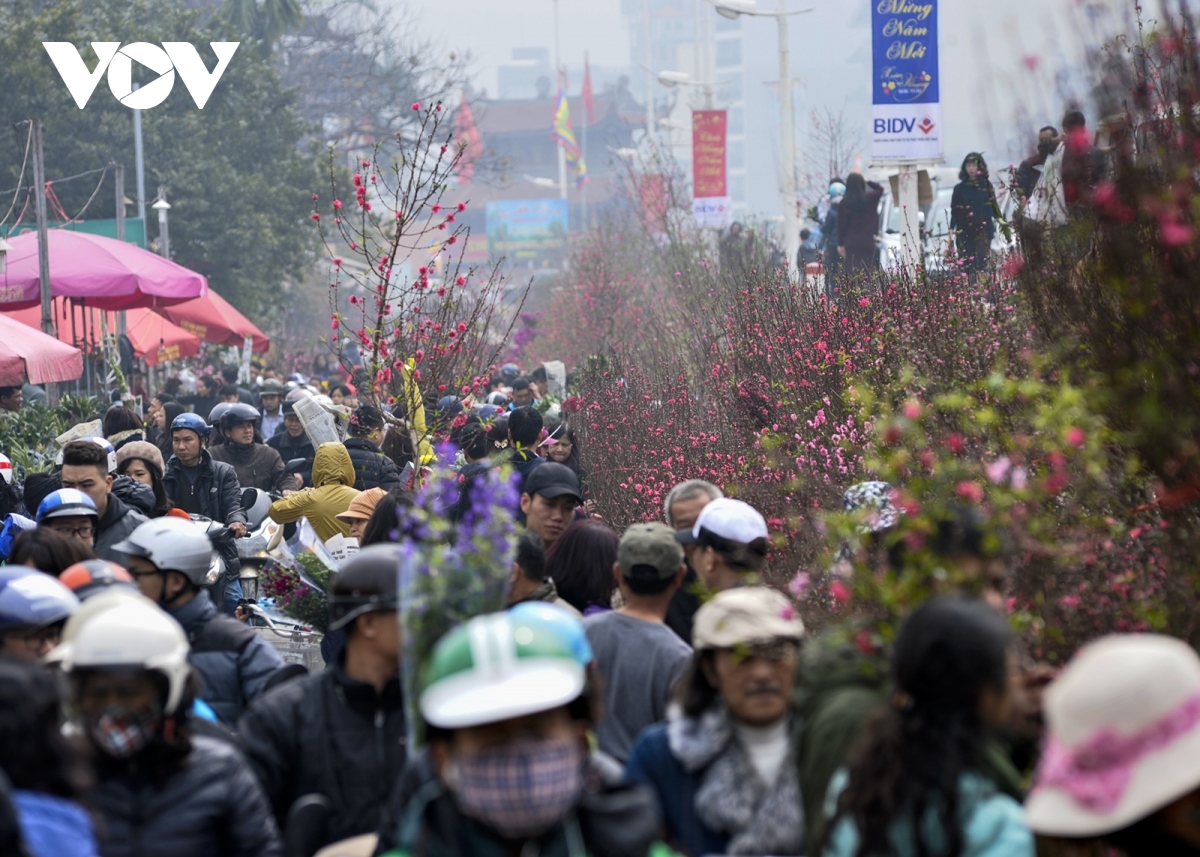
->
[398,457,520,746]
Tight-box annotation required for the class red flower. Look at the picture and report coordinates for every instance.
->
[955,481,984,504]
[830,581,852,605]
[1066,426,1086,447]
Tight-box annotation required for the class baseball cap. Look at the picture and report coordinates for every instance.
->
[521,463,582,503]
[676,497,768,546]
[618,523,685,580]
[692,587,804,650]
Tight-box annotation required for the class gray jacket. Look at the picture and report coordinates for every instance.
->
[170,591,285,725]
[93,494,147,563]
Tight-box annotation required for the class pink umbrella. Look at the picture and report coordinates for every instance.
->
[0,230,207,310]
[0,313,83,385]
[6,300,202,367]
[156,289,270,352]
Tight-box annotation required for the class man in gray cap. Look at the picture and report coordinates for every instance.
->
[584,522,692,763]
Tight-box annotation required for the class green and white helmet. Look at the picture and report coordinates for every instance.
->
[419,610,586,730]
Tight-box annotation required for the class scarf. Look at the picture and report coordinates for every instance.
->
[667,704,804,856]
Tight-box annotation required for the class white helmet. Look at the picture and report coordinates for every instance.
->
[0,453,12,485]
[56,593,192,715]
[55,437,117,473]
[112,518,215,587]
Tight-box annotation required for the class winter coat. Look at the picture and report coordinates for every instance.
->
[837,182,884,274]
[950,178,997,243]
[267,430,315,488]
[823,770,1033,857]
[376,752,664,857]
[626,705,804,857]
[209,441,287,493]
[792,623,1027,856]
[169,590,286,725]
[90,734,282,857]
[343,437,403,492]
[93,494,148,564]
[268,443,359,542]
[1015,152,1047,203]
[13,790,99,857]
[110,474,156,517]
[238,662,406,848]
[161,449,247,577]
[821,206,841,275]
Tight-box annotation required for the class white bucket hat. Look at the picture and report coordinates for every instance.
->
[1026,634,1200,837]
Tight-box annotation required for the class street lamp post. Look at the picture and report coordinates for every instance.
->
[713,0,812,282]
[152,190,171,259]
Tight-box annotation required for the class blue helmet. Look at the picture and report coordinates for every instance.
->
[171,412,211,439]
[0,567,79,631]
[501,363,521,383]
[508,602,594,668]
[36,489,98,523]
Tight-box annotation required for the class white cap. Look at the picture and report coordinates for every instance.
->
[676,497,769,546]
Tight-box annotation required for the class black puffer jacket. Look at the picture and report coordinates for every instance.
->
[93,494,148,564]
[342,437,402,492]
[170,591,286,726]
[238,662,406,848]
[161,450,246,577]
[210,441,287,493]
[90,734,282,857]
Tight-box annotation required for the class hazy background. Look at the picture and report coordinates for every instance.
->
[395,0,1144,219]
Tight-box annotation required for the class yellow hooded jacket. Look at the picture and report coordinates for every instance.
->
[268,442,361,542]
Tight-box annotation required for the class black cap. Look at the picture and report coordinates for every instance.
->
[328,544,401,631]
[522,462,582,502]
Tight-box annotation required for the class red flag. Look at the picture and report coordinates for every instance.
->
[455,92,484,184]
[581,53,595,125]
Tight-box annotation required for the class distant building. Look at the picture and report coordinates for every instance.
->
[498,47,554,101]
[441,86,644,273]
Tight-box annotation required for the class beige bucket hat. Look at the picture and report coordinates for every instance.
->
[1026,634,1200,837]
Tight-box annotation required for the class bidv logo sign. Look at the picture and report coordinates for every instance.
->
[42,42,240,110]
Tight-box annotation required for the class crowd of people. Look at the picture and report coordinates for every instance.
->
[0,352,1192,857]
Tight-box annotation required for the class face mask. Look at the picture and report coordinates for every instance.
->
[1038,140,1057,156]
[88,704,159,759]
[445,737,585,839]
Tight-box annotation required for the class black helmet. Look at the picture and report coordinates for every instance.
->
[328,545,401,632]
[219,402,261,433]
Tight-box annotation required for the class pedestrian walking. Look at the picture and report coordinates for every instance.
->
[823,596,1033,857]
[950,153,999,277]
[837,174,884,280]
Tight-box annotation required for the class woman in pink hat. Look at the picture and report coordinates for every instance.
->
[1026,634,1200,854]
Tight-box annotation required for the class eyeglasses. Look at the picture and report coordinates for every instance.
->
[48,525,94,540]
[725,640,799,664]
[18,626,61,654]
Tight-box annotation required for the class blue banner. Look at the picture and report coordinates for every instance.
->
[871,0,942,160]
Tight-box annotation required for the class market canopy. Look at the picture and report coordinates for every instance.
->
[0,313,83,385]
[0,230,207,310]
[5,300,202,366]
[156,289,269,352]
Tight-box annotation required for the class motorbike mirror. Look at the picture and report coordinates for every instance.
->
[241,488,258,510]
[283,793,332,857]
[284,458,310,475]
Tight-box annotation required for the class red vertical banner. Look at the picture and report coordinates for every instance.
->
[692,110,728,198]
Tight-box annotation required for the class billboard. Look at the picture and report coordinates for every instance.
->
[871,0,942,161]
[485,199,569,266]
[693,110,732,228]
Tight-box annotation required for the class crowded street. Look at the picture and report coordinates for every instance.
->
[0,0,1198,855]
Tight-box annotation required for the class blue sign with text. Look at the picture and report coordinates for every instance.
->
[871,0,941,160]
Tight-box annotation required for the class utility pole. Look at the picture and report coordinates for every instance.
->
[644,0,655,147]
[113,162,127,338]
[777,0,799,283]
[153,186,170,259]
[30,120,51,337]
[553,0,567,201]
[132,84,147,221]
[31,119,57,403]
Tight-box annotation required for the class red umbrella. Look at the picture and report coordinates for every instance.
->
[5,300,202,366]
[156,289,269,352]
[0,314,83,385]
[0,230,207,310]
